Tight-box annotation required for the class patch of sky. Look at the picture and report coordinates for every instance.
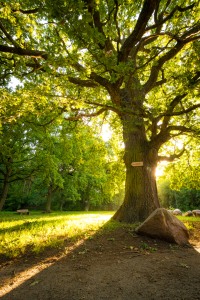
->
[8,76,23,91]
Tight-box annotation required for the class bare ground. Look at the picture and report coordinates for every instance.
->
[0,221,200,300]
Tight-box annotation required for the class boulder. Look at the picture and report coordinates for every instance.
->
[173,209,182,216]
[135,208,189,246]
[192,210,200,218]
[185,211,194,217]
[168,210,173,214]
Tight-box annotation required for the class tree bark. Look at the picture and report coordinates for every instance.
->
[0,163,12,213]
[45,183,60,213]
[45,183,53,213]
[27,176,34,194]
[113,89,161,222]
[23,181,26,193]
[84,200,90,212]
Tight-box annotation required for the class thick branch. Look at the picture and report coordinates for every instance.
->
[0,45,48,60]
[157,94,187,126]
[160,102,200,117]
[154,78,167,87]
[12,8,40,14]
[68,77,98,88]
[146,4,195,32]
[150,94,191,148]
[143,24,200,94]
[90,72,115,95]
[64,108,108,121]
[114,0,120,52]
[84,100,146,117]
[180,23,200,41]
[84,0,114,51]
[0,21,19,48]
[167,125,195,134]
[118,0,159,63]
[156,70,200,125]
[55,26,115,92]
[158,148,185,162]
[142,42,184,94]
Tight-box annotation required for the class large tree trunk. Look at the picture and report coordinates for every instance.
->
[0,163,12,213]
[113,89,161,223]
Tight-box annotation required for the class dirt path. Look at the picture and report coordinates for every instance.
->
[1,224,200,300]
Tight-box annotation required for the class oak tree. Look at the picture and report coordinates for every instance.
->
[1,0,200,221]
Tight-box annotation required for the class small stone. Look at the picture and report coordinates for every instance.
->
[185,211,194,217]
[173,209,182,216]
[192,210,200,218]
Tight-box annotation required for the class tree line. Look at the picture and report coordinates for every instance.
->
[0,106,125,212]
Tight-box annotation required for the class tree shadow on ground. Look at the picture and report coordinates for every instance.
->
[0,219,200,300]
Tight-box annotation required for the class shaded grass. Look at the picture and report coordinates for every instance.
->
[0,211,116,258]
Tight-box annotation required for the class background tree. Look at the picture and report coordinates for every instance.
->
[158,137,200,190]
[1,0,200,221]
[157,136,200,211]
[0,115,45,212]
[41,121,125,212]
[157,180,200,211]
[1,119,125,212]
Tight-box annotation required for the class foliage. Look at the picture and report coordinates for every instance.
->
[1,120,125,211]
[0,118,42,182]
[1,0,200,143]
[158,136,200,189]
[157,136,200,211]
[158,180,200,211]
[0,108,50,211]
[1,0,200,220]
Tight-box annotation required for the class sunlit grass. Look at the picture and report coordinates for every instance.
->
[176,215,200,231]
[0,211,115,258]
[1,211,199,258]
[177,215,200,223]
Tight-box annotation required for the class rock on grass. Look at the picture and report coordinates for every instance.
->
[135,208,189,246]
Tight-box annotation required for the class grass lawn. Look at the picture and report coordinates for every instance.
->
[0,211,119,258]
[0,210,199,258]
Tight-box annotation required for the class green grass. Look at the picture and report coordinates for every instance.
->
[177,215,200,222]
[1,211,199,259]
[176,215,200,230]
[0,211,116,258]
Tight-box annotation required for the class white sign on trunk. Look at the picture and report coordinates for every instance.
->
[131,162,144,167]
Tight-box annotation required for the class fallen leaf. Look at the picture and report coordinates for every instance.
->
[30,281,40,286]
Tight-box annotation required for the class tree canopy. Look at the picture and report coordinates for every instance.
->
[1,0,200,221]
